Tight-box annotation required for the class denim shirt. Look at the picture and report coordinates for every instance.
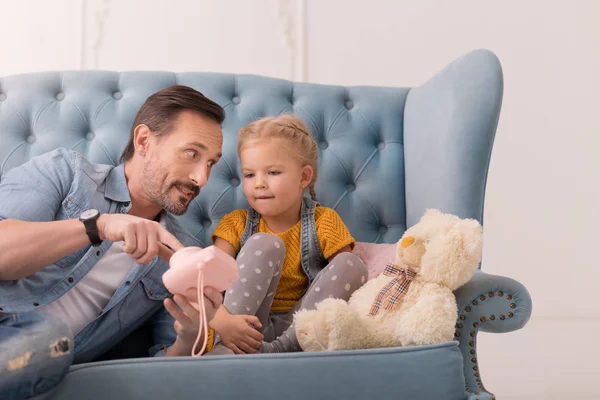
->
[239,197,328,286]
[0,148,200,363]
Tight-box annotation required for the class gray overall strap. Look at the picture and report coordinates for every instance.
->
[299,197,328,284]
[239,207,261,250]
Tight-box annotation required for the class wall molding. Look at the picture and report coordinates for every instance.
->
[91,0,112,69]
[79,0,87,68]
[79,0,305,77]
[295,0,306,82]
[276,0,307,81]
[79,0,112,69]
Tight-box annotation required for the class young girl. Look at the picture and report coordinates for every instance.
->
[208,115,368,354]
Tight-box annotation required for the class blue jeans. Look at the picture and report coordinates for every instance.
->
[0,312,74,400]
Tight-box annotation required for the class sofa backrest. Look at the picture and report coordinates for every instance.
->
[0,49,503,246]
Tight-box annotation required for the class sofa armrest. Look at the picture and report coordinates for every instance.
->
[453,271,532,399]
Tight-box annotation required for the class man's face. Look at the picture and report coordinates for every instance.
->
[141,110,223,215]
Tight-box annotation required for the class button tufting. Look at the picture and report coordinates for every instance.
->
[232,96,241,105]
[377,141,386,150]
[86,132,95,141]
[55,92,65,101]
[113,91,123,100]
[26,135,36,144]
[202,219,212,228]
[345,100,354,110]
[346,183,356,192]
[230,177,240,186]
[318,141,328,150]
[0,93,6,101]
[378,226,388,234]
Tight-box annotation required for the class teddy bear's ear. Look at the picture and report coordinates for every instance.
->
[424,208,442,217]
[420,217,483,289]
[455,218,484,261]
[421,208,442,222]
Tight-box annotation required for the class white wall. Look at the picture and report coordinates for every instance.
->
[1,1,597,398]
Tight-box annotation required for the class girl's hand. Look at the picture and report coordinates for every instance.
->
[213,311,264,354]
[164,288,223,355]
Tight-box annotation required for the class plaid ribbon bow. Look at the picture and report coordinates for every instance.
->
[369,263,418,316]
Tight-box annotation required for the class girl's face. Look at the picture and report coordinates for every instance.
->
[240,139,312,220]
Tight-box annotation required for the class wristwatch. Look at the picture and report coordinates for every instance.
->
[80,209,102,246]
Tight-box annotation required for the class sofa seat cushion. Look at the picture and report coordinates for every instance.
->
[46,342,466,400]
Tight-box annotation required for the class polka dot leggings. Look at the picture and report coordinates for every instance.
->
[222,233,368,353]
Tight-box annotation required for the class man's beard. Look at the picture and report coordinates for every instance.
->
[141,159,199,216]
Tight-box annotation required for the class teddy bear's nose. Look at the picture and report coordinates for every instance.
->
[401,236,415,248]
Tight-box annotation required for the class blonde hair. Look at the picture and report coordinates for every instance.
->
[238,114,319,201]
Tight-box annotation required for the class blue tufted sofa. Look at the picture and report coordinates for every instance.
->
[0,49,531,400]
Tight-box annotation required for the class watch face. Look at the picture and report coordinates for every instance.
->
[81,209,99,220]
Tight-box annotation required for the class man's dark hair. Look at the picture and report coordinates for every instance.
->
[120,85,225,163]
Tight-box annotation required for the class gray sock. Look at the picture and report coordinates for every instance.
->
[260,322,301,353]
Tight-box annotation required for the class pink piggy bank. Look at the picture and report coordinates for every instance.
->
[161,245,239,356]
[163,245,239,302]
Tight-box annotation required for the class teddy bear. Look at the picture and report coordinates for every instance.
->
[295,209,483,351]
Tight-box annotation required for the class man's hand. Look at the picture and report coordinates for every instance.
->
[164,288,223,356]
[211,308,264,354]
[97,214,183,264]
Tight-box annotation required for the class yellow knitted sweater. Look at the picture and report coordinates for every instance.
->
[212,206,355,312]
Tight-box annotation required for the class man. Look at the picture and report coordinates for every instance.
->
[0,85,225,399]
